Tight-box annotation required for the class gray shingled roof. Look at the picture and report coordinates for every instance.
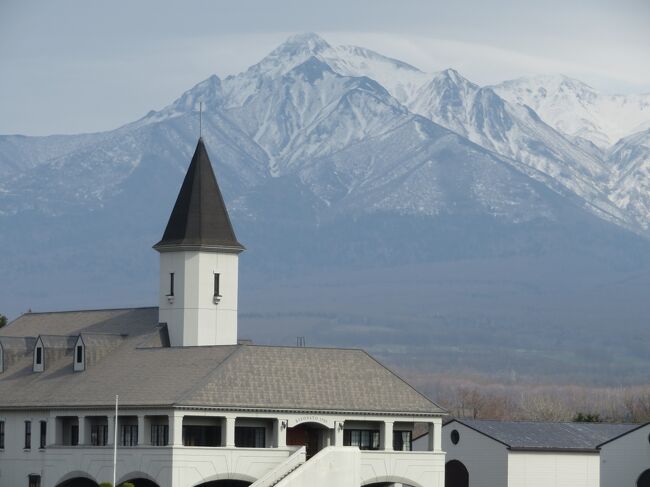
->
[0,336,36,372]
[454,419,641,451]
[153,138,244,252]
[0,308,443,415]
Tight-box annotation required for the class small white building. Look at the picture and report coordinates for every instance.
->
[414,419,650,487]
[0,139,447,487]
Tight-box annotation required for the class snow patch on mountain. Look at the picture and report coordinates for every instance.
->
[492,75,650,148]
[608,128,650,228]
[321,45,430,104]
[409,70,624,223]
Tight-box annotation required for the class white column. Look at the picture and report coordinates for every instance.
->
[78,416,86,446]
[47,414,57,446]
[138,415,148,446]
[333,421,345,447]
[274,419,287,448]
[223,416,236,447]
[433,419,442,451]
[107,414,115,446]
[169,413,184,446]
[382,421,394,451]
[428,420,441,451]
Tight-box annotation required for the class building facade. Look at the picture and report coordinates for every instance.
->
[413,419,650,487]
[0,139,447,487]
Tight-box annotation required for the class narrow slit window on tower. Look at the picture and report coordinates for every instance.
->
[169,272,174,296]
[214,273,220,297]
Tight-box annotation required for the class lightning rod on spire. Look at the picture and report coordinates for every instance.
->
[199,102,203,139]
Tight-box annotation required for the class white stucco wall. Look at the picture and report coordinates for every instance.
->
[507,451,600,487]
[276,447,361,487]
[599,424,650,487]
[360,450,445,487]
[159,250,239,346]
[0,410,49,487]
[0,409,444,487]
[433,422,508,487]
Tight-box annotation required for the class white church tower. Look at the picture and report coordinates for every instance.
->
[154,138,245,346]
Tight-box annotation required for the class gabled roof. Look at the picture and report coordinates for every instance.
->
[154,138,244,252]
[448,419,642,452]
[37,335,77,349]
[0,308,444,415]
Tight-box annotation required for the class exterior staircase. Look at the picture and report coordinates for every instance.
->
[250,446,306,487]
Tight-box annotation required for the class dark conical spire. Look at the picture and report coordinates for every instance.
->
[154,138,244,252]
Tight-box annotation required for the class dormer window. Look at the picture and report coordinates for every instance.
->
[33,338,44,372]
[73,336,85,372]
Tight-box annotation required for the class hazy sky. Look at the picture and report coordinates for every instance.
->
[1,0,649,135]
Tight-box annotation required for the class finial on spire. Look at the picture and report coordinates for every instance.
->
[199,102,203,139]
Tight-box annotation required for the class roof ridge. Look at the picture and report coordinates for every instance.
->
[463,418,640,426]
[79,332,127,337]
[20,306,157,316]
[360,350,446,414]
[174,345,245,404]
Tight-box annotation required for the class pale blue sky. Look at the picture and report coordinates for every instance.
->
[1,0,648,135]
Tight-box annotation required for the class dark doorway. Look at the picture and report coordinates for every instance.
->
[56,478,98,487]
[122,479,160,487]
[638,469,650,487]
[287,423,329,458]
[445,460,469,487]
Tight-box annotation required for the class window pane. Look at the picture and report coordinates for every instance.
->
[235,426,265,448]
[120,425,138,446]
[25,421,31,449]
[71,425,79,446]
[183,425,221,447]
[40,421,47,449]
[351,430,360,446]
[0,421,4,449]
[151,424,169,446]
[371,431,380,450]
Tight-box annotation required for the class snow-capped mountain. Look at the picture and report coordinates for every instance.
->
[409,69,623,223]
[608,128,650,229]
[321,44,430,104]
[4,33,650,384]
[492,75,650,149]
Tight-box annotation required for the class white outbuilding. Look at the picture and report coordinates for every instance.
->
[414,418,650,487]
